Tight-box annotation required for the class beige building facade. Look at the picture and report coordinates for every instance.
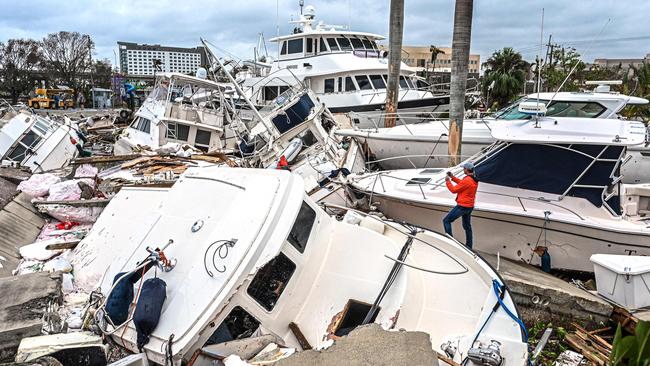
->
[401,46,481,74]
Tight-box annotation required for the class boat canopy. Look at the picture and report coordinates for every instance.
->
[475,142,624,212]
[489,118,647,146]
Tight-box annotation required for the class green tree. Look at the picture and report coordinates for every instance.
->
[543,45,585,92]
[621,62,650,122]
[481,47,529,108]
[0,39,42,104]
[93,59,114,89]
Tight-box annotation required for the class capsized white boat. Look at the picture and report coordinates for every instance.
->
[73,167,528,366]
[0,104,83,172]
[337,87,650,183]
[349,117,650,272]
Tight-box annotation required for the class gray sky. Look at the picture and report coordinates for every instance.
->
[1,0,649,66]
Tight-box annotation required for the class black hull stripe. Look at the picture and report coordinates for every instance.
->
[329,96,450,113]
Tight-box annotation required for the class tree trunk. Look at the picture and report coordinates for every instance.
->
[385,0,404,128]
[448,0,473,166]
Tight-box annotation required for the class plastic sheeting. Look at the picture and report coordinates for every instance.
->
[17,174,62,198]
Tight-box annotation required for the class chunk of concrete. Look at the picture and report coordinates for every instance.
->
[15,332,106,364]
[275,324,439,366]
[194,334,286,365]
[481,253,613,323]
[0,272,62,362]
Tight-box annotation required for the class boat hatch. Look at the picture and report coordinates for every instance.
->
[406,177,431,185]
[272,94,315,134]
[205,306,261,345]
[332,300,379,337]
[246,252,296,311]
[420,168,444,175]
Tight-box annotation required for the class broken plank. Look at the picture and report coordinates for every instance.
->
[288,322,312,351]
[33,199,110,207]
[565,333,607,366]
[572,323,612,351]
[437,354,462,366]
[45,241,80,250]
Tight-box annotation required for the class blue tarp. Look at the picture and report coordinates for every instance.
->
[271,94,315,134]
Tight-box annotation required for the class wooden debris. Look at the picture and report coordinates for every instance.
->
[565,323,613,366]
[33,199,111,207]
[437,353,462,366]
[611,305,638,334]
[288,322,312,351]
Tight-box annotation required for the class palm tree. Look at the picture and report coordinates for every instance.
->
[481,47,529,108]
[621,62,650,121]
[384,0,404,128]
[448,0,473,166]
[429,45,444,82]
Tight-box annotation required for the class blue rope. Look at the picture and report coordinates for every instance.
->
[492,279,528,342]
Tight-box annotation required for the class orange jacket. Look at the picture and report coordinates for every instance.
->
[446,175,478,208]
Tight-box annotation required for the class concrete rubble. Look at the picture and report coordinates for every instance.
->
[0,271,62,362]
[482,253,613,324]
[274,324,439,366]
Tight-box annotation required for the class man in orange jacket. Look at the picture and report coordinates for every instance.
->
[443,162,478,249]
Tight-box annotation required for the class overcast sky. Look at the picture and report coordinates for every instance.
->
[1,0,649,66]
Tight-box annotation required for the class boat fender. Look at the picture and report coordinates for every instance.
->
[134,278,167,350]
[541,249,551,273]
[105,272,135,325]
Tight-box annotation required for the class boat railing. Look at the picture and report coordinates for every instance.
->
[361,170,587,221]
[348,110,450,133]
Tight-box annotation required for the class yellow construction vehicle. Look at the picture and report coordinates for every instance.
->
[28,88,75,109]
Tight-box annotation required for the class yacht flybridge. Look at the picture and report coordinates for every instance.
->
[349,117,650,272]
[73,167,528,366]
[237,5,449,128]
[337,87,650,183]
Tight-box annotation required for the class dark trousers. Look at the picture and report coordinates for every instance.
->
[443,205,474,249]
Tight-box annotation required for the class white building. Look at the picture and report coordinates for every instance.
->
[118,42,206,77]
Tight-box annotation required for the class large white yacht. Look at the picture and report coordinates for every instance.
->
[237,5,449,128]
[72,167,528,366]
[337,87,650,183]
[349,116,650,272]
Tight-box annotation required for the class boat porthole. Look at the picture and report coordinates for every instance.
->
[531,295,540,304]
[192,220,204,232]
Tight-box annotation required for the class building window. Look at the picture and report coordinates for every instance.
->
[247,252,296,311]
[324,78,335,93]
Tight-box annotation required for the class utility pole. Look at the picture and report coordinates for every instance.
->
[384,0,404,128]
[448,0,474,166]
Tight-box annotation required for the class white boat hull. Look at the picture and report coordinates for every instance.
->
[363,193,650,272]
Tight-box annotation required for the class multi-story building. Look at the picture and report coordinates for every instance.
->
[593,54,650,70]
[117,41,207,77]
[401,46,481,74]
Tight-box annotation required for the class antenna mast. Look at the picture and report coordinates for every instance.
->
[535,8,544,127]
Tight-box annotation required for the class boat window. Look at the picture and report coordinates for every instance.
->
[297,128,318,147]
[415,79,429,89]
[247,252,296,311]
[280,41,287,55]
[545,101,606,118]
[7,131,42,161]
[195,129,211,148]
[420,168,444,174]
[406,177,431,185]
[327,38,340,51]
[406,77,417,89]
[333,300,379,337]
[135,117,151,133]
[279,86,289,95]
[287,201,316,253]
[263,86,279,101]
[337,77,343,92]
[361,37,374,50]
[319,37,328,53]
[337,37,352,51]
[204,306,260,345]
[350,36,364,50]
[345,76,357,91]
[32,119,50,135]
[287,39,303,54]
[382,74,389,85]
[355,75,372,90]
[369,74,386,89]
[324,78,335,93]
[398,76,409,89]
[166,123,190,141]
[306,38,313,53]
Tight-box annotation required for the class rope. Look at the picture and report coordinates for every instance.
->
[492,280,528,342]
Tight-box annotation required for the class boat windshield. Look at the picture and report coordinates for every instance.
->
[494,98,607,120]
